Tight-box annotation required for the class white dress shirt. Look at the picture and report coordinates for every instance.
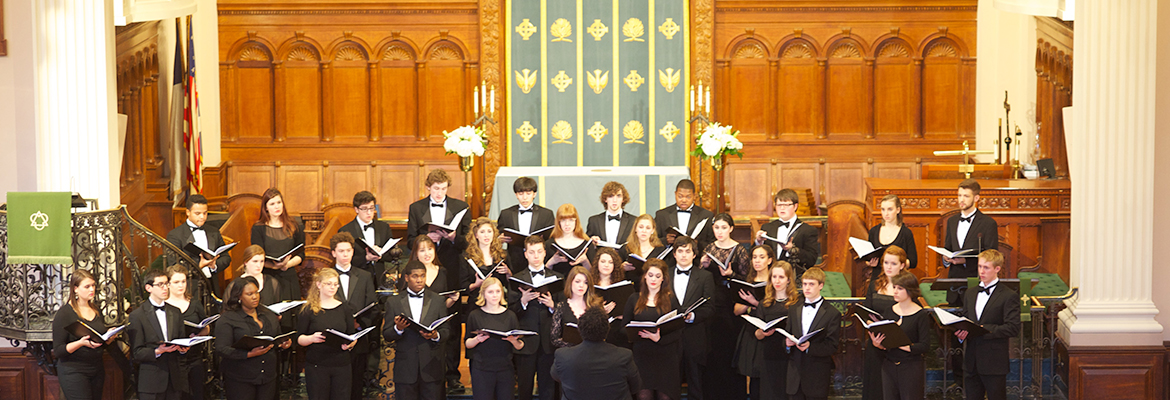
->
[357,218,376,247]
[801,296,823,336]
[605,211,622,242]
[677,206,693,235]
[957,209,976,247]
[975,278,998,321]
[518,206,534,234]
[149,298,169,342]
[429,199,447,225]
[336,264,352,300]
[674,264,693,305]
[774,216,798,256]
[188,221,208,250]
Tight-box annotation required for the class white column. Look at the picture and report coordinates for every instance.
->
[32,0,120,208]
[1058,0,1164,346]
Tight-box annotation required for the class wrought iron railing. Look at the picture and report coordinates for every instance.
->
[0,206,215,368]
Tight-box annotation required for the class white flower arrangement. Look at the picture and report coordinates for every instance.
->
[442,125,487,157]
[690,123,744,159]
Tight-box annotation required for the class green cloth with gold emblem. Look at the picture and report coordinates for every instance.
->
[7,192,72,264]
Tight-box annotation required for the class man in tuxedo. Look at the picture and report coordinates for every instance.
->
[955,250,1020,400]
[384,260,451,400]
[755,188,821,274]
[330,232,378,400]
[497,177,556,273]
[670,236,716,400]
[586,181,637,246]
[128,269,188,400]
[785,267,841,400]
[655,179,715,251]
[943,179,999,307]
[166,194,232,295]
[339,191,395,289]
[405,169,471,390]
[552,306,641,400]
[509,235,565,400]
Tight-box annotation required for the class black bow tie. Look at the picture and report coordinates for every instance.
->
[677,208,691,213]
[153,304,166,312]
[362,224,373,231]
[959,215,973,223]
[979,283,997,294]
[676,268,691,276]
[805,298,823,308]
[336,268,350,276]
[777,221,790,228]
[531,270,544,277]
[190,225,203,231]
[431,203,444,208]
[607,215,621,222]
[519,208,532,214]
[407,290,424,298]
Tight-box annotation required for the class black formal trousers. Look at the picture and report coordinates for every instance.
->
[964,373,1007,400]
[882,358,925,400]
[57,361,104,400]
[514,351,556,400]
[305,363,351,400]
[223,378,277,400]
[470,367,515,400]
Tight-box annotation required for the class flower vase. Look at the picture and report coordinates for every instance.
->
[460,155,474,172]
[710,155,725,171]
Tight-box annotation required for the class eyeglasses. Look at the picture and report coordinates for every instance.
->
[148,281,168,287]
[775,202,796,208]
[357,206,376,213]
[321,282,340,287]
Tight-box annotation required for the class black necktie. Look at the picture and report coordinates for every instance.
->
[607,215,621,222]
[960,215,973,223]
[677,208,691,213]
[778,221,790,228]
[408,290,424,298]
[979,283,996,294]
[431,203,443,208]
[676,269,691,276]
[805,298,822,308]
[519,208,532,214]
[190,225,203,231]
[362,224,373,231]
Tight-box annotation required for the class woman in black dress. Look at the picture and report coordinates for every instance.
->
[411,236,459,308]
[620,214,672,285]
[464,217,512,309]
[215,276,291,400]
[52,269,117,400]
[733,245,774,399]
[164,265,210,400]
[754,261,799,400]
[699,213,750,398]
[861,245,911,400]
[869,271,933,400]
[547,204,592,276]
[623,259,682,400]
[551,266,613,348]
[296,268,358,400]
[866,195,918,274]
[591,247,630,346]
[232,245,281,306]
[464,277,525,400]
[251,188,305,302]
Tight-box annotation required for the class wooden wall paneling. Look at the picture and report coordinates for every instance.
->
[824,162,870,205]
[326,164,371,206]
[227,163,276,195]
[873,39,915,137]
[278,42,323,141]
[825,39,867,138]
[433,163,468,202]
[1068,347,1165,400]
[776,162,819,205]
[776,39,819,138]
[872,161,917,180]
[375,163,422,220]
[276,164,324,212]
[421,42,469,141]
[1040,216,1070,280]
[921,38,963,137]
[724,39,771,141]
[326,40,371,142]
[377,42,420,139]
[0,366,25,399]
[723,161,773,216]
[229,41,275,142]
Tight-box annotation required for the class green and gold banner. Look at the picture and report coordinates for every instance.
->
[507,0,689,167]
[7,192,73,265]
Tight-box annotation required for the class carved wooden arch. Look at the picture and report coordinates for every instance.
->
[773,36,822,60]
[723,35,771,60]
[325,37,373,62]
[228,39,276,63]
[871,36,915,59]
[275,35,325,62]
[822,35,870,60]
[918,35,968,59]
[422,38,469,61]
[374,38,420,62]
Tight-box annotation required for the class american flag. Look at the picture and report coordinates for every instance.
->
[183,15,203,192]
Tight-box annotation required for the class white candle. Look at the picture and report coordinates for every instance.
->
[705,88,711,114]
[489,86,495,115]
[473,85,479,114]
[690,86,695,112]
[697,81,703,106]
[482,83,488,114]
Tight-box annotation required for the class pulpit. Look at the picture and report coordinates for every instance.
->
[864,178,1071,283]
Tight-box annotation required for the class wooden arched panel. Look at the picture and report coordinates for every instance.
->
[420,41,468,140]
[231,42,275,142]
[326,41,371,141]
[277,43,323,141]
[724,39,771,140]
[872,39,916,137]
[921,39,962,137]
[377,41,419,139]
[775,39,820,137]
[825,39,867,137]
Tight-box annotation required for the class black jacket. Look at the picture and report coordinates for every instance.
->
[670,265,716,363]
[508,268,566,355]
[167,222,233,295]
[961,283,1020,375]
[760,218,821,269]
[406,197,471,293]
[552,340,642,400]
[333,265,378,354]
[497,204,556,272]
[944,209,999,279]
[382,290,452,384]
[338,217,395,285]
[128,301,186,394]
[785,298,841,398]
[654,204,716,251]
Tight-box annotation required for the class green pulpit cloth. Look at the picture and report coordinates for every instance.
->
[7,192,72,264]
